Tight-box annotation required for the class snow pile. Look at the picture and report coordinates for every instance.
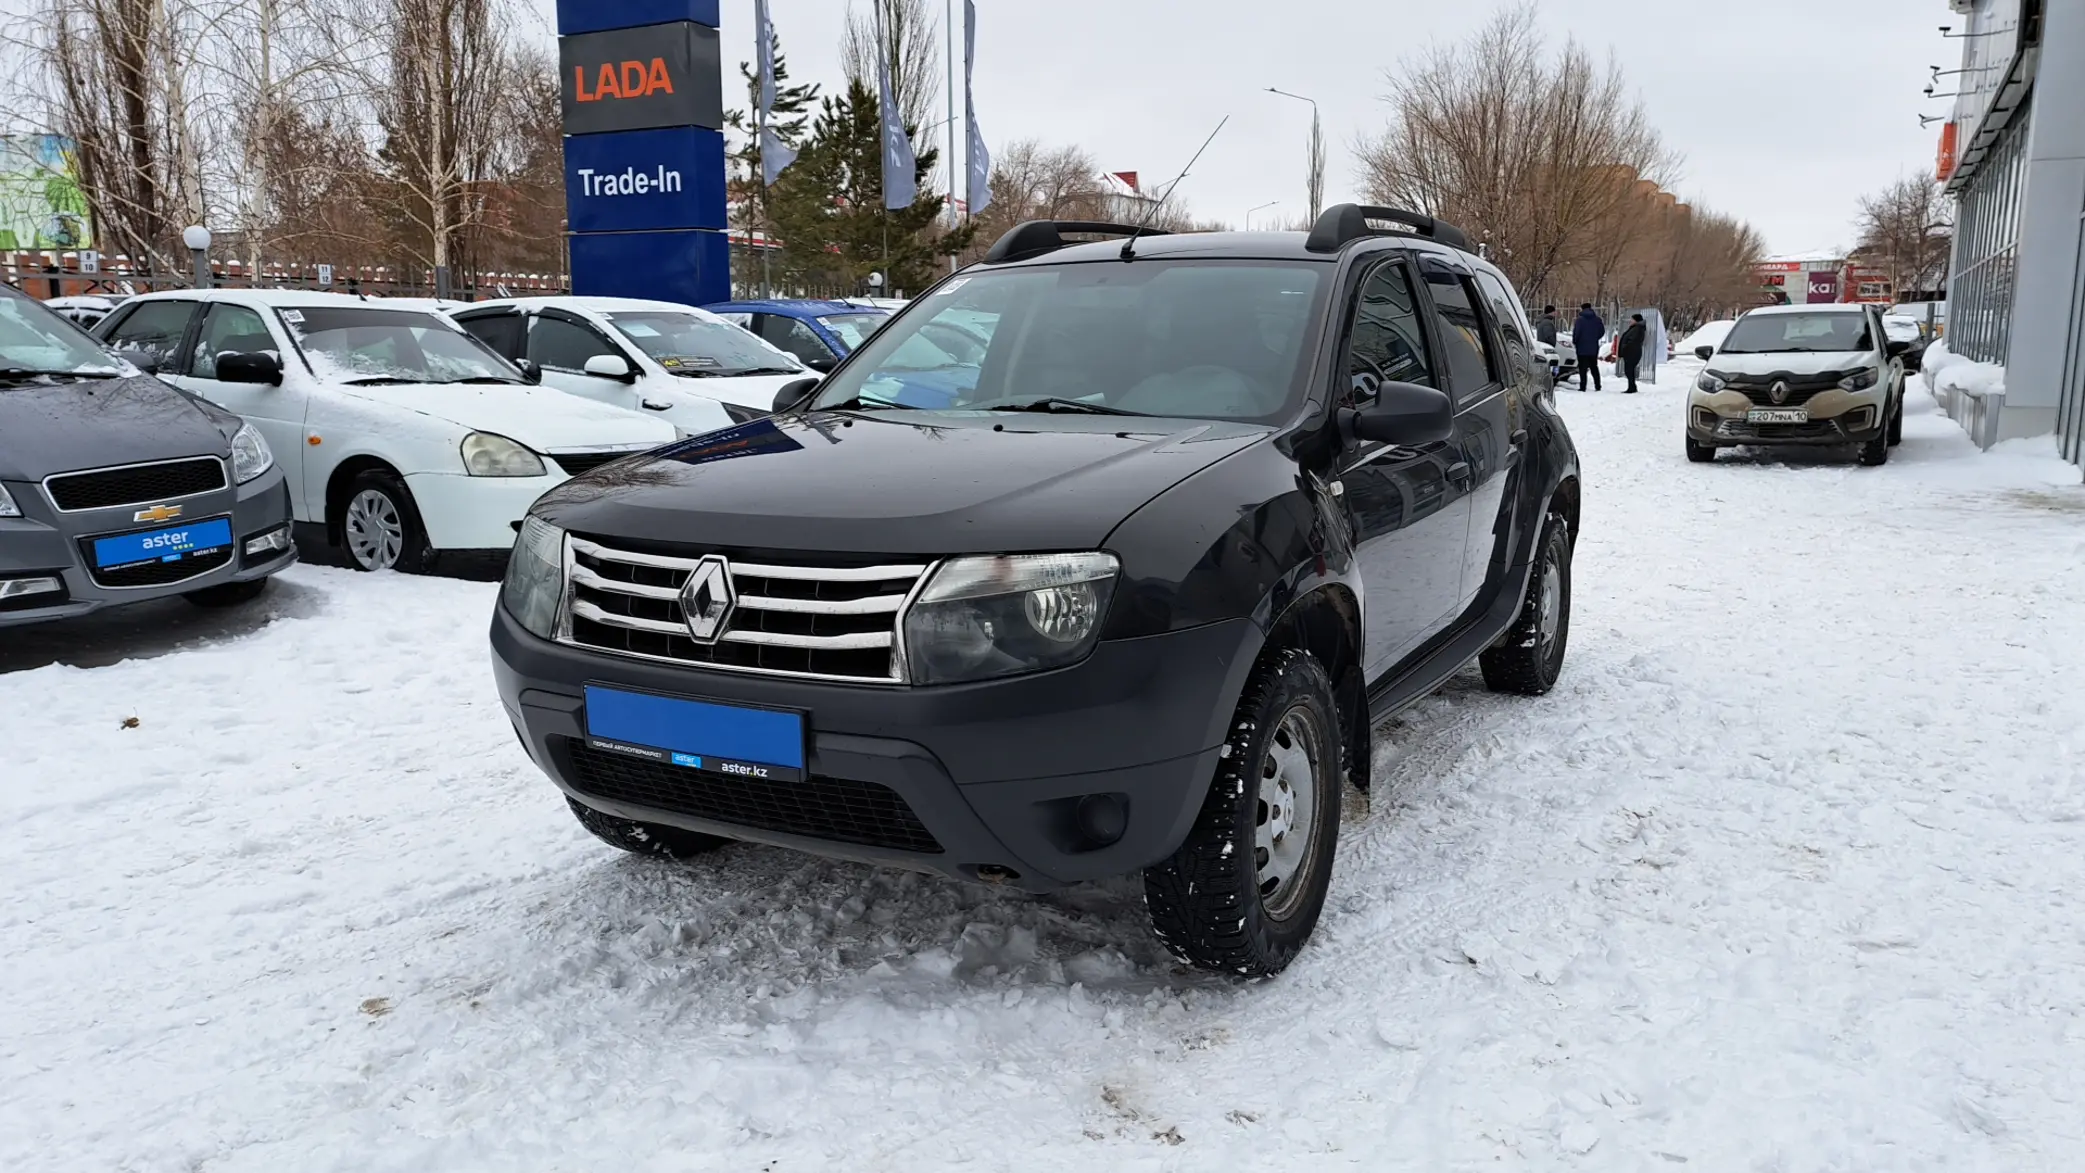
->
[1920,338,2006,400]
[1677,319,1733,355]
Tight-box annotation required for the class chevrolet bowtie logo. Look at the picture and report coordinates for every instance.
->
[134,504,183,523]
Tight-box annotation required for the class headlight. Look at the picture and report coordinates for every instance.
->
[1695,373,1727,393]
[501,515,566,638]
[1838,367,1880,392]
[461,431,547,477]
[0,484,19,518]
[230,422,274,484]
[902,552,1118,685]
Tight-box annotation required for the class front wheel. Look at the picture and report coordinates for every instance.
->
[1857,428,1891,467]
[1685,436,1717,463]
[1887,399,1905,446]
[1480,509,1572,696]
[1144,650,1343,977]
[339,470,435,572]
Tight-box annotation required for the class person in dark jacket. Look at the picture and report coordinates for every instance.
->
[1572,304,1604,391]
[1535,305,1559,347]
[1618,313,1648,394]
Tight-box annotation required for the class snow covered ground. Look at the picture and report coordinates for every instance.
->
[7,363,2085,1171]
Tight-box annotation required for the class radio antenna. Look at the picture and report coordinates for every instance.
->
[1121,115,1229,260]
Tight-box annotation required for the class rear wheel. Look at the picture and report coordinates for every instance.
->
[567,797,731,859]
[1480,509,1572,696]
[1684,437,1717,463]
[338,470,435,572]
[1144,650,1343,977]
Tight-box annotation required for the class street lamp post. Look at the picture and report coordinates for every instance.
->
[182,224,212,290]
[1245,201,1278,231]
[1265,88,1325,224]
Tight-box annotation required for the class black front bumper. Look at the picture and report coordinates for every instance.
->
[491,606,1264,891]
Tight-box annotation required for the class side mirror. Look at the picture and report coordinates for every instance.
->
[1885,339,1913,358]
[804,355,839,373]
[514,358,543,384]
[583,353,637,383]
[117,347,161,376]
[1342,380,1453,447]
[1694,345,1715,361]
[216,351,283,386]
[772,376,821,414]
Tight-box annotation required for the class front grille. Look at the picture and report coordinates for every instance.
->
[86,546,232,588]
[45,457,226,512]
[563,739,943,853]
[1724,375,1848,408]
[550,450,639,478]
[564,535,927,682]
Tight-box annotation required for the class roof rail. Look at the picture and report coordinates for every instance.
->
[1305,204,1473,255]
[982,220,1171,264]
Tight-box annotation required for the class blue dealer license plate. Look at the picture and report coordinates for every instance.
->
[91,517,234,571]
[583,685,807,783]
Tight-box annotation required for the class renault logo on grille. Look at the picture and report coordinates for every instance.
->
[1769,380,1792,405]
[679,555,736,644]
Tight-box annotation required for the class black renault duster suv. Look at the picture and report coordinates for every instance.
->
[491,205,1582,975]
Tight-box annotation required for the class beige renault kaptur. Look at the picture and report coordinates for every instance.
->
[1686,303,1913,467]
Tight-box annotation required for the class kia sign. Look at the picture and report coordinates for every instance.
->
[563,126,727,234]
[559,21,722,135]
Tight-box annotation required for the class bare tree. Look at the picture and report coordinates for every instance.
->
[1856,170,1952,296]
[842,0,940,133]
[1354,4,1677,304]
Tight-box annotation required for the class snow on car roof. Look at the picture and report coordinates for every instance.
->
[1744,303,1866,317]
[463,295,719,317]
[126,288,462,311]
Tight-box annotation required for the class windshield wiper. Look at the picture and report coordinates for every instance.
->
[443,376,527,385]
[0,367,109,382]
[730,366,808,377]
[980,397,1145,417]
[669,368,722,378]
[815,396,903,412]
[342,376,418,386]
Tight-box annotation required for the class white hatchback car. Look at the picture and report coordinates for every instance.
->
[451,297,810,432]
[95,290,678,571]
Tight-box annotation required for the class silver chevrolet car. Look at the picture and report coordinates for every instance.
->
[0,285,296,626]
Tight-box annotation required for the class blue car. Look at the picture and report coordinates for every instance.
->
[705,299,891,372]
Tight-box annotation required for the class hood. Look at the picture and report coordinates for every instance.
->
[337,383,677,450]
[533,411,1268,555]
[1707,351,1873,379]
[663,371,806,412]
[0,375,232,481]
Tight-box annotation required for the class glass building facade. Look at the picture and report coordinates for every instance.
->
[1948,108,2031,366]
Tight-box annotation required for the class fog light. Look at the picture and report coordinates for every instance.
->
[0,576,63,601]
[243,526,291,557]
[1075,793,1128,847]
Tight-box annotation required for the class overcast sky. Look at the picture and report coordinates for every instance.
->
[523,0,1953,256]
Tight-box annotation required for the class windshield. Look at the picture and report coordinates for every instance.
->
[816,313,887,351]
[281,306,523,384]
[808,260,1329,422]
[0,288,125,379]
[1719,312,1872,355]
[601,310,801,376]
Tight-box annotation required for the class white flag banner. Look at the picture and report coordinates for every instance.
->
[755,0,796,186]
[878,18,916,210]
[964,0,990,215]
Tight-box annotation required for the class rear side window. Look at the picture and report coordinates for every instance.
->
[1344,261,1436,405]
[759,315,835,364]
[190,303,275,380]
[1474,271,1534,391]
[457,312,525,359]
[1422,269,1501,398]
[101,300,197,369]
[528,316,619,371]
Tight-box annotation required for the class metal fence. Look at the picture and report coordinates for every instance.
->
[2,253,567,303]
[1949,106,2032,365]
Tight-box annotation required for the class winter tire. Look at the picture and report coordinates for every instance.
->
[182,578,270,608]
[1684,437,1717,463]
[338,470,436,572]
[1144,649,1343,977]
[1480,509,1572,696]
[567,797,731,860]
[1857,429,1890,467]
[1887,400,1904,446]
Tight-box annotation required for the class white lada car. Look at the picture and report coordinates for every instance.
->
[96,290,678,571]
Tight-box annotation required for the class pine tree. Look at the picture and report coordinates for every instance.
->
[767,77,976,294]
[721,33,820,232]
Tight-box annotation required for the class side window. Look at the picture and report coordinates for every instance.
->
[759,315,834,365]
[1422,268,1501,399]
[456,311,525,359]
[528,315,618,371]
[102,300,197,370]
[1344,260,1436,406]
[190,304,275,380]
[1474,271,1534,391]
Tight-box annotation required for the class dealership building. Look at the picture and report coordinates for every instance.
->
[1938,0,2085,462]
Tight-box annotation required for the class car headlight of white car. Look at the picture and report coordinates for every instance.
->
[1838,367,1880,392]
[1695,373,1728,393]
[0,483,20,518]
[461,431,547,477]
[901,552,1119,685]
[230,422,274,484]
[502,515,567,639]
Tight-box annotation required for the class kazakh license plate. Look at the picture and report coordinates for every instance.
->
[91,517,234,571]
[583,685,807,783]
[1747,408,1809,424]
